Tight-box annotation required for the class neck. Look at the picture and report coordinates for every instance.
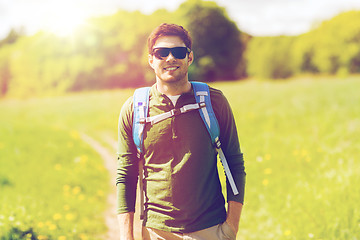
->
[156,79,191,96]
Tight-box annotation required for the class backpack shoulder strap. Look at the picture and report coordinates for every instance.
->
[191,81,239,195]
[133,87,151,156]
[132,87,150,220]
[191,81,220,147]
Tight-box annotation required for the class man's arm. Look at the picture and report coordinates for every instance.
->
[118,212,135,240]
[211,90,245,235]
[117,98,138,240]
[211,88,246,204]
[226,201,243,235]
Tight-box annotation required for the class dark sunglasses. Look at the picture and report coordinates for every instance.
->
[152,47,191,60]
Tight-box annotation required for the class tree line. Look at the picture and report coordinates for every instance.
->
[0,0,359,97]
[247,10,360,79]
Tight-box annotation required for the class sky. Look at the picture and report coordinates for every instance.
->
[1,0,360,39]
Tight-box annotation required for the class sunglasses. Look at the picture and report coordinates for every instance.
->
[152,47,191,60]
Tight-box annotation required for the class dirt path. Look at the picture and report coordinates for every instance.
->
[80,133,142,240]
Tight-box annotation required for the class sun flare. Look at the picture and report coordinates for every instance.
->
[34,1,92,37]
[46,11,88,37]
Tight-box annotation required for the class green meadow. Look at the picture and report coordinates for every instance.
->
[1,76,359,239]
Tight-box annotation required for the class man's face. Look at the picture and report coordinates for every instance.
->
[149,36,193,84]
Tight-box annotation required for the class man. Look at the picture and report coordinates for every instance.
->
[117,23,245,240]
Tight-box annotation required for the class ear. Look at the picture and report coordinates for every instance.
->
[188,51,194,66]
[148,54,154,69]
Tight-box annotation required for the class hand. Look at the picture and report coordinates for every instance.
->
[225,219,238,235]
[118,212,135,240]
[226,201,243,235]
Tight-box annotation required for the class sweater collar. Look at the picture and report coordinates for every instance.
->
[150,83,195,99]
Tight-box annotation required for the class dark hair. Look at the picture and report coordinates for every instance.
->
[147,23,192,53]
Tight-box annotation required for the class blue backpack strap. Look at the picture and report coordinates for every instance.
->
[191,81,239,195]
[191,81,220,148]
[133,87,151,156]
[132,87,150,220]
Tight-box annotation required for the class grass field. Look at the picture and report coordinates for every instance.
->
[1,76,359,239]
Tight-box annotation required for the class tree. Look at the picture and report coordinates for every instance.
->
[0,28,24,47]
[246,36,295,79]
[0,50,11,96]
[292,33,319,74]
[178,0,245,81]
[246,10,360,79]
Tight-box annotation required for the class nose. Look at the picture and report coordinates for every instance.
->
[165,52,176,62]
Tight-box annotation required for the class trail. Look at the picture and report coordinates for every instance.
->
[80,133,142,240]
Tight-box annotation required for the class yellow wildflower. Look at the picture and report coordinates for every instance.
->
[58,236,67,240]
[38,236,49,240]
[78,194,85,201]
[70,130,79,139]
[48,223,57,230]
[63,205,70,211]
[53,213,62,221]
[264,168,272,175]
[72,186,81,195]
[264,154,271,161]
[79,234,88,240]
[80,155,88,164]
[63,185,70,192]
[301,149,308,156]
[54,164,62,171]
[96,165,105,171]
[262,179,269,186]
[65,213,76,221]
[97,190,104,197]
[284,230,291,236]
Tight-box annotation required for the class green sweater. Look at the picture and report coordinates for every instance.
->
[117,84,245,233]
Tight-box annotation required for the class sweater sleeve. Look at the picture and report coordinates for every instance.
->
[116,97,139,214]
[211,89,246,204]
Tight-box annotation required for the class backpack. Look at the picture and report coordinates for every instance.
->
[132,81,238,219]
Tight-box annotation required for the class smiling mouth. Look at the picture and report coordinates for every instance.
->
[164,66,179,71]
